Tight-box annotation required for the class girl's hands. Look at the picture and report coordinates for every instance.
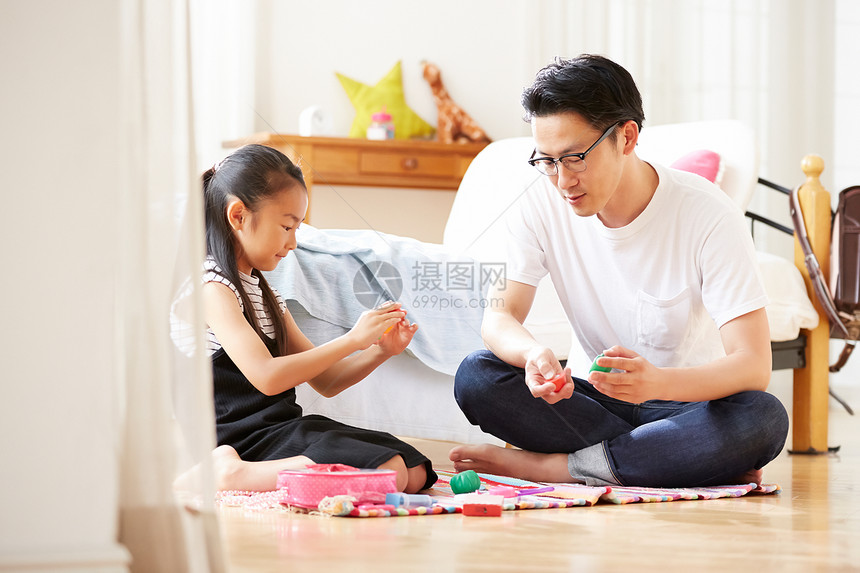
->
[586,345,665,403]
[347,302,409,350]
[376,315,418,357]
[524,346,573,404]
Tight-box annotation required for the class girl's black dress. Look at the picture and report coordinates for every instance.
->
[209,267,436,490]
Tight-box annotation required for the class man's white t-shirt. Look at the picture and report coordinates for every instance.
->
[505,162,768,369]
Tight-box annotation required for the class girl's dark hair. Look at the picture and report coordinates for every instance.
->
[521,54,645,139]
[202,143,306,357]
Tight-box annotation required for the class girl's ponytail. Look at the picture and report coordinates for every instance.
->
[202,165,217,192]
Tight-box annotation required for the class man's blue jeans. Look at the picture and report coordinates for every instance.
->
[454,350,789,487]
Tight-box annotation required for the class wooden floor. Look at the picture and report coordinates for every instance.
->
[218,384,860,572]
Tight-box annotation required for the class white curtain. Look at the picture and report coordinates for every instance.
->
[189,0,258,169]
[117,0,224,571]
[532,0,835,258]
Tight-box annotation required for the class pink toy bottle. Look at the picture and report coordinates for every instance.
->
[367,106,395,140]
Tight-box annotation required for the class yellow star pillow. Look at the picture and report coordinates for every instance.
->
[336,61,435,140]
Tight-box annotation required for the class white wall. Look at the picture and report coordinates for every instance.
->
[833,0,860,192]
[208,1,853,247]
[829,0,860,389]
[228,0,539,242]
[254,1,535,145]
[0,2,128,571]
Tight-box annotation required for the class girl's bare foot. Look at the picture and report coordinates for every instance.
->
[212,445,247,491]
[213,445,315,491]
[176,445,315,493]
[173,445,250,493]
[448,443,574,483]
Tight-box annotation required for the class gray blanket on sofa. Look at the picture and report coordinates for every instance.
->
[264,226,500,376]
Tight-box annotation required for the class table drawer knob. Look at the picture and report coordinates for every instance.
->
[402,157,419,170]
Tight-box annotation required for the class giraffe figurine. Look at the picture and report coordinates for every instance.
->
[422,61,492,145]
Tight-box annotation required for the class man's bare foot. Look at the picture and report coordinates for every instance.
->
[448,443,574,483]
[731,468,763,487]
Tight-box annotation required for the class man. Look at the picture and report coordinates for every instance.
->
[449,55,788,487]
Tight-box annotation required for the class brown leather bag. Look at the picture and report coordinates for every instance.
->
[790,185,860,373]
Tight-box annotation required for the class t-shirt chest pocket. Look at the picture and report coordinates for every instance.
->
[636,287,693,350]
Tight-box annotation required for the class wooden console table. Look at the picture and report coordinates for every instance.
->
[223,134,489,223]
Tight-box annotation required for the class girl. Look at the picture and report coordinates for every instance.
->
[199,143,435,493]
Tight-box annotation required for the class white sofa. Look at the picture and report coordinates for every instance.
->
[272,120,816,445]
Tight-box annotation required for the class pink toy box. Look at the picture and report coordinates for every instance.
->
[277,464,398,509]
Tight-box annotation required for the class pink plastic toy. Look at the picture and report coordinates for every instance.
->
[277,464,397,509]
[487,486,518,498]
[487,485,555,498]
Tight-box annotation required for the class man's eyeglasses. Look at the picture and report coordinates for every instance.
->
[527,123,619,176]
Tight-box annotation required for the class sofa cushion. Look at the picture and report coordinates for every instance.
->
[670,149,725,185]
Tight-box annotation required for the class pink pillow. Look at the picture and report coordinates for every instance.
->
[670,149,724,185]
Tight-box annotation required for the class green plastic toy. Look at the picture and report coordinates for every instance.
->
[449,470,481,494]
[589,353,611,373]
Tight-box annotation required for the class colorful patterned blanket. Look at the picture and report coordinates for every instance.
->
[216,469,780,518]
